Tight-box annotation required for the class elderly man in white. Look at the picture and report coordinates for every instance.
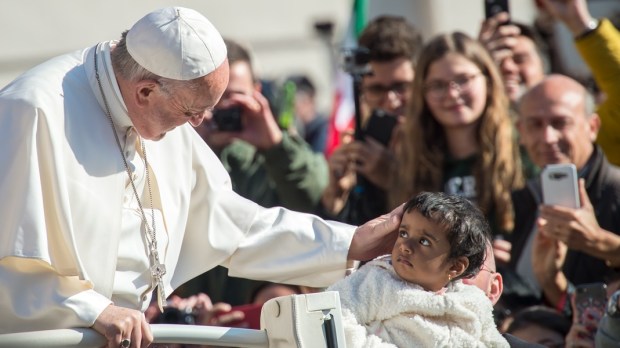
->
[0,7,403,348]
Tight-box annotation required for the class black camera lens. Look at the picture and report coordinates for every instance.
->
[213,106,242,132]
[548,172,567,180]
[158,307,196,325]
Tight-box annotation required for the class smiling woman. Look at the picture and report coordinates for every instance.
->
[389,31,523,237]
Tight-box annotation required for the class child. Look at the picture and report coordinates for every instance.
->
[327,192,508,347]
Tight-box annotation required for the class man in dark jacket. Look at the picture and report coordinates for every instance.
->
[508,74,620,314]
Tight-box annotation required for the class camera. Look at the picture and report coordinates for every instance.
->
[548,172,568,180]
[361,109,398,146]
[484,0,510,19]
[156,307,196,325]
[343,47,372,76]
[213,106,243,132]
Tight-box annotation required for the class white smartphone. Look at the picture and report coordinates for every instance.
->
[541,163,580,208]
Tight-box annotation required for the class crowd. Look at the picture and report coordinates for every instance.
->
[1,0,620,347]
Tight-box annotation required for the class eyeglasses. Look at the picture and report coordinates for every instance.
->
[480,265,496,274]
[424,73,483,100]
[362,81,411,102]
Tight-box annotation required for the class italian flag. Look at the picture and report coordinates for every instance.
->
[325,0,368,157]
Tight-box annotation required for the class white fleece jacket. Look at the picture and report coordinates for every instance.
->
[327,256,509,348]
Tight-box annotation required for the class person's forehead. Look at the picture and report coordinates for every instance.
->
[227,61,255,92]
[402,210,448,237]
[520,88,583,120]
[229,61,253,79]
[425,53,480,79]
[192,65,229,107]
[364,58,414,83]
[513,35,539,56]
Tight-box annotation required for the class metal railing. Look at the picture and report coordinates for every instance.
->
[0,324,268,347]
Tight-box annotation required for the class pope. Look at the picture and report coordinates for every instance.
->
[0,7,403,348]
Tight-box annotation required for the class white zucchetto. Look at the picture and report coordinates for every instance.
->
[126,7,227,80]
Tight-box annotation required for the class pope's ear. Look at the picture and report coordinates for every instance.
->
[135,80,159,106]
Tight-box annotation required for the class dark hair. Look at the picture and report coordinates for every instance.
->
[358,15,423,63]
[506,305,571,337]
[286,75,316,97]
[512,21,550,73]
[224,38,255,81]
[404,192,491,280]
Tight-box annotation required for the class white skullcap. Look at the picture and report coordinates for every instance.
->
[126,7,227,80]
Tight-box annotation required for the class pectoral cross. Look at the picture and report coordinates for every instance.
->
[150,248,167,312]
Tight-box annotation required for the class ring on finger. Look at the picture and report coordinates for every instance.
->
[120,338,131,348]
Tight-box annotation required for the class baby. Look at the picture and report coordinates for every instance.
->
[328,192,508,347]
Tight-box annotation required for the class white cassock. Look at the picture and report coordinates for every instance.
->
[0,41,355,333]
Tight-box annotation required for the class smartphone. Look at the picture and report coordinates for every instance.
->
[574,282,607,324]
[541,163,580,209]
[213,106,243,132]
[484,0,510,19]
[215,303,262,329]
[362,108,398,146]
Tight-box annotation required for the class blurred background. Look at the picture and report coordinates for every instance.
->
[0,0,617,114]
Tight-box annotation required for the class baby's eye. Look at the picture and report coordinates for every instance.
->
[419,238,430,246]
[398,230,408,238]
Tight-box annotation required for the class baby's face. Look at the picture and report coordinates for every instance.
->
[391,210,453,292]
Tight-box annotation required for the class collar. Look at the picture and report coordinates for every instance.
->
[85,41,134,135]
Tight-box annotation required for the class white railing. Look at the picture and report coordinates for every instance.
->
[0,325,268,348]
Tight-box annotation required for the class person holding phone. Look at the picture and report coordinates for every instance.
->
[508,74,620,318]
[321,16,422,224]
[478,9,547,107]
[194,39,328,215]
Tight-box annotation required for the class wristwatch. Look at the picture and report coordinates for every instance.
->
[575,18,600,40]
[607,289,620,318]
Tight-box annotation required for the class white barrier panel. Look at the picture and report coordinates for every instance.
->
[0,324,269,348]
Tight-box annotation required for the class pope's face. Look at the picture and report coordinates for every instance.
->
[137,60,230,141]
[391,210,455,292]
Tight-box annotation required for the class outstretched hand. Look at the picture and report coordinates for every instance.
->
[347,204,404,261]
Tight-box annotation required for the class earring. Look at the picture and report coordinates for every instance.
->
[448,274,452,281]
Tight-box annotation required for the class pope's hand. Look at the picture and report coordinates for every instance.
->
[347,204,404,261]
[92,304,153,348]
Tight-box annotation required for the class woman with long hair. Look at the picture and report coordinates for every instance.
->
[390,32,523,234]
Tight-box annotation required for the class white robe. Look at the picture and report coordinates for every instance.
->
[327,257,509,348]
[0,41,355,333]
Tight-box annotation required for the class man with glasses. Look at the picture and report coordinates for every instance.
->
[321,15,422,224]
[358,16,421,119]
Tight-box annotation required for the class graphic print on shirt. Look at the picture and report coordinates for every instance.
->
[444,175,476,201]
